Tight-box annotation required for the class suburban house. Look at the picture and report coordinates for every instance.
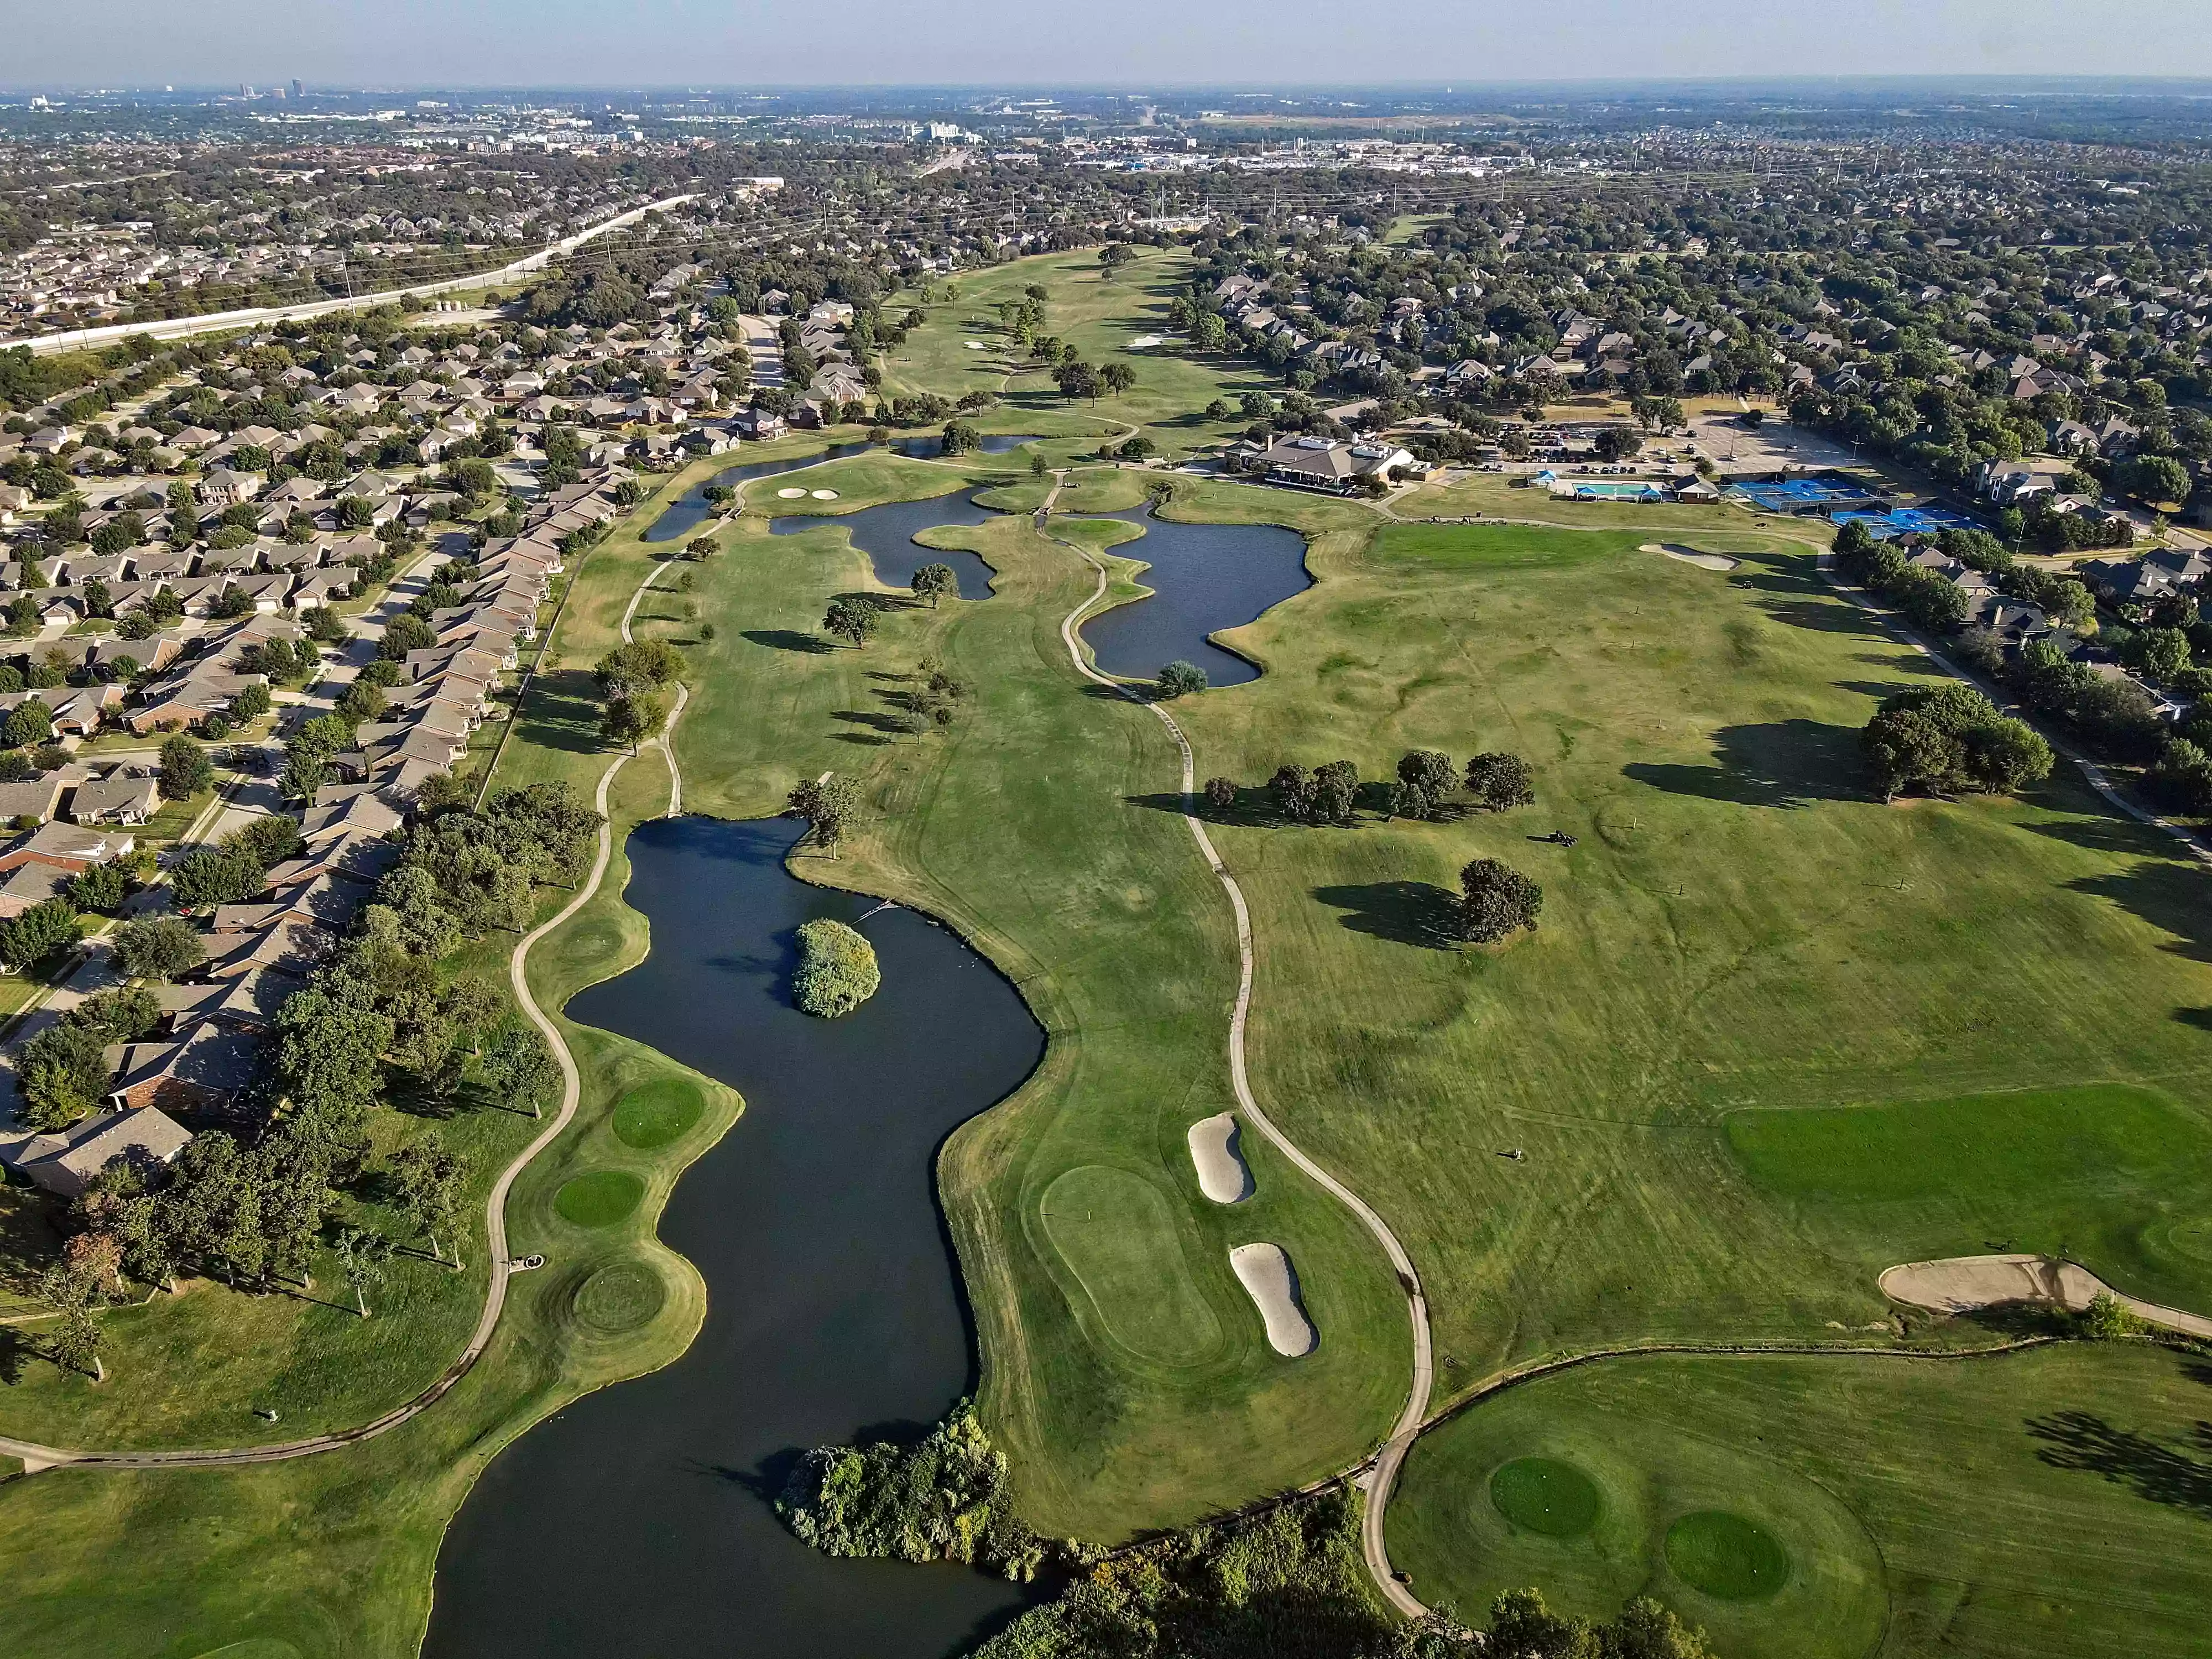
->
[0,1105,192,1198]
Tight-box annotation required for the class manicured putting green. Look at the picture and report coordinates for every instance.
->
[571,1261,667,1334]
[1039,1166,1223,1366]
[554,1170,645,1228]
[612,1078,706,1150]
[1665,1510,1790,1601]
[1489,1457,1600,1537]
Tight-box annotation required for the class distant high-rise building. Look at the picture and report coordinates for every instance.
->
[239,83,252,98]
[291,79,304,100]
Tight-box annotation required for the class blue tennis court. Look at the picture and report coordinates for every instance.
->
[1831,505,1981,540]
[1727,477,1868,513]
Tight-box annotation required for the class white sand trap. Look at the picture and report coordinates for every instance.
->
[1230,1243,1317,1357]
[810,488,839,500]
[1640,541,1738,571]
[1128,333,1164,348]
[776,486,808,498]
[1880,1253,2212,1340]
[1187,1112,1255,1204]
[963,340,986,349]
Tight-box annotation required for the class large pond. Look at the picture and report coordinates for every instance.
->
[893,432,1044,460]
[643,441,874,543]
[770,491,1002,600]
[1074,507,1312,688]
[425,815,1048,1659]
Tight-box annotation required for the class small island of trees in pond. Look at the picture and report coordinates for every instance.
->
[792,919,880,1017]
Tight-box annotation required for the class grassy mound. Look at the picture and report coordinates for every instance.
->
[553,1171,645,1228]
[791,919,880,1018]
[1489,1457,1601,1538]
[571,1262,667,1334]
[1665,1511,1789,1601]
[612,1077,706,1149]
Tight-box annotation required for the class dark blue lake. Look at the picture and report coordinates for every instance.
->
[1074,507,1311,688]
[770,491,1001,600]
[425,815,1047,1659]
[892,433,1044,460]
[644,441,875,542]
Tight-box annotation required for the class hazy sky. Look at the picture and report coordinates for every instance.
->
[8,0,2210,88]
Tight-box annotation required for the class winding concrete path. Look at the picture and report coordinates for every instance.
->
[1047,505,1434,1615]
[0,555,688,1475]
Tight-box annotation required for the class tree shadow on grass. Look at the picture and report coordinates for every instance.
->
[1623,720,1865,808]
[1314,881,1462,950]
[740,629,834,655]
[512,669,601,755]
[2023,820,2212,965]
[2027,1409,2212,1519]
[1759,597,1881,635]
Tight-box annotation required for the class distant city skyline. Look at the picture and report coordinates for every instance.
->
[6,0,2209,90]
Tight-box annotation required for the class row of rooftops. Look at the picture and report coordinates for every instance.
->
[0,466,625,1200]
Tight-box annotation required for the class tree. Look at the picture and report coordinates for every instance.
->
[278,748,330,803]
[378,613,437,661]
[3,696,52,750]
[1099,362,1137,398]
[1156,660,1208,698]
[332,1226,389,1318]
[40,1262,106,1382]
[786,775,863,856]
[599,686,667,754]
[2120,453,2191,508]
[823,596,879,648]
[1591,425,1641,463]
[15,1020,111,1130]
[1465,752,1536,811]
[1099,242,1138,272]
[1863,683,2052,801]
[1270,764,1318,822]
[1312,760,1358,825]
[911,564,957,608]
[1203,776,1237,813]
[232,681,272,721]
[1460,859,1543,943]
[112,914,205,982]
[938,419,981,456]
[1396,750,1457,817]
[159,733,213,799]
[2124,625,2194,686]
[388,1136,470,1269]
[68,862,127,914]
[0,895,80,975]
[482,1025,559,1118]
[2081,1289,2142,1340]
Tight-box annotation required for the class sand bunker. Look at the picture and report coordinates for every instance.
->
[1640,542,1738,571]
[810,488,839,500]
[963,340,986,349]
[1187,1112,1255,1204]
[775,487,808,498]
[1880,1252,2212,1339]
[1230,1242,1317,1357]
[1129,333,1164,348]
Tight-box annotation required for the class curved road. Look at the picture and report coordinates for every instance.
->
[0,557,687,1476]
[1047,504,1436,1616]
[6,194,699,357]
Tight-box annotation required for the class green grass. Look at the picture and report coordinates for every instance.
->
[1389,1344,2212,1659]
[1038,1166,1226,1367]
[1665,1511,1791,1600]
[886,250,1281,462]
[612,1077,706,1150]
[1727,1084,2212,1309]
[571,1261,668,1334]
[1488,1456,1601,1537]
[553,1170,645,1228]
[1167,508,2212,1378]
